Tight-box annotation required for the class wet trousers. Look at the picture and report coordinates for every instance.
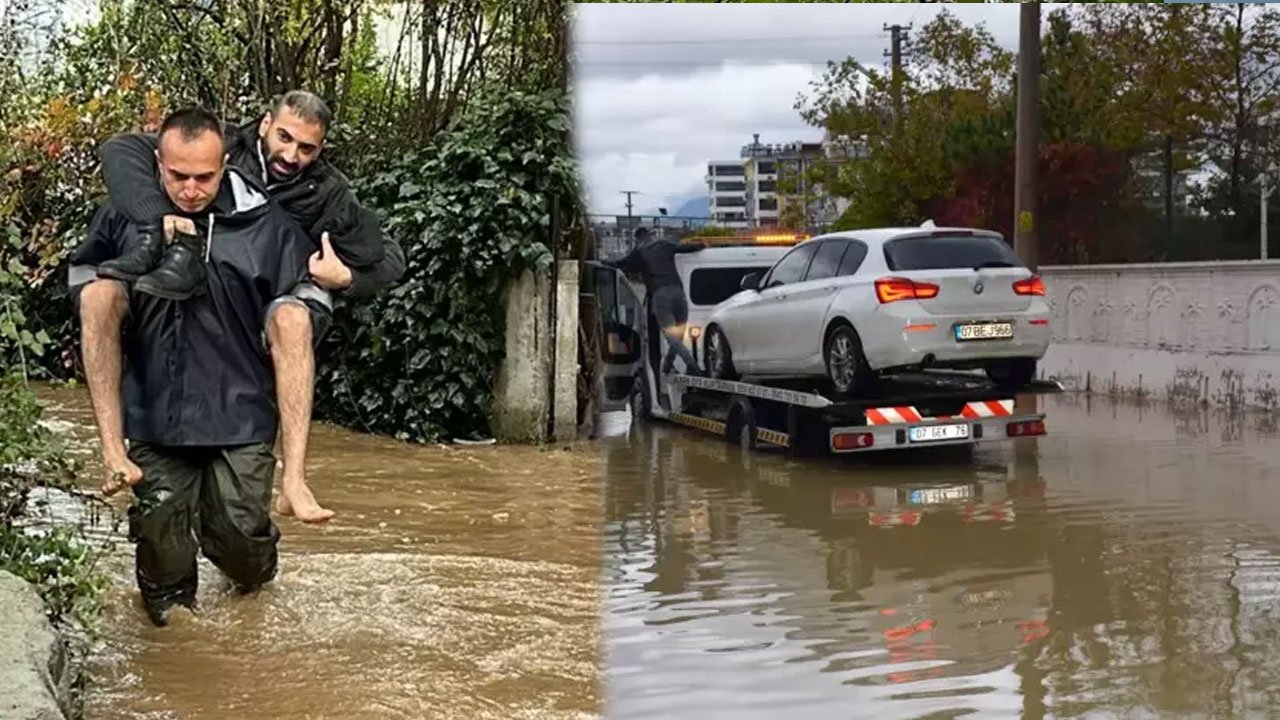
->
[126,441,280,610]
[650,285,699,374]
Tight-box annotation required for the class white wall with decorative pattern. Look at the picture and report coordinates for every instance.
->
[1039,261,1280,411]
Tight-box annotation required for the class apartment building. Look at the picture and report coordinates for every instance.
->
[706,160,750,228]
[707,133,865,231]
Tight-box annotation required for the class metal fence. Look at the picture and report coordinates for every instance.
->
[587,214,714,261]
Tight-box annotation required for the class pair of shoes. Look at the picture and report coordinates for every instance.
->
[97,224,206,301]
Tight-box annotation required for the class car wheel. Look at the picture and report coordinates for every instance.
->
[704,326,739,381]
[825,324,875,398]
[985,358,1037,391]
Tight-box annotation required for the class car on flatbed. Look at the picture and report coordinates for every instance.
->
[701,226,1052,397]
[586,227,1058,460]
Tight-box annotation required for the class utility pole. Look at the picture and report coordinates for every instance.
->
[1164,135,1175,259]
[619,190,639,219]
[1013,2,1042,423]
[1013,2,1040,273]
[883,23,911,122]
[1262,166,1274,260]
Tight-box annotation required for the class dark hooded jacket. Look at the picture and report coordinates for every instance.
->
[607,238,705,292]
[71,167,313,447]
[97,119,404,299]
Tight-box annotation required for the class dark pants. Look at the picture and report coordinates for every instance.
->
[650,285,699,374]
[126,441,280,610]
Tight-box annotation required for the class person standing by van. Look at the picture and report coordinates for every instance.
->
[607,227,706,376]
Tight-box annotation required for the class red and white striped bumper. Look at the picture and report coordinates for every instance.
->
[828,398,1045,454]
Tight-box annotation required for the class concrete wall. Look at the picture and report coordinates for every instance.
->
[1039,260,1280,410]
[492,260,581,444]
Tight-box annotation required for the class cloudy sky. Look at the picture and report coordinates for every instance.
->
[570,2,1070,217]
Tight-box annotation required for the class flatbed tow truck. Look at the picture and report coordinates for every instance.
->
[587,232,1063,458]
[643,370,1062,458]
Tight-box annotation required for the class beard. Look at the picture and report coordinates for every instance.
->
[265,152,302,182]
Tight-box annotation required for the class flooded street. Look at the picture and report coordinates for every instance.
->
[29,381,1280,718]
[34,385,602,720]
[601,394,1280,719]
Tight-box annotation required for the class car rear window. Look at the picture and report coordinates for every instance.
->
[689,267,769,306]
[883,234,1021,271]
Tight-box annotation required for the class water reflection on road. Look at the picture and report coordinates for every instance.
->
[601,394,1280,719]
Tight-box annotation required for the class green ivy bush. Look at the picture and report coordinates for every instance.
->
[315,87,580,442]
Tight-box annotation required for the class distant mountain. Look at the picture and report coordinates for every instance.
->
[671,196,710,219]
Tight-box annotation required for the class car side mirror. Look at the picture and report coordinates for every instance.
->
[740,272,761,291]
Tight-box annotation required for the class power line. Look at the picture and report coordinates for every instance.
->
[575,32,886,46]
[573,59,838,68]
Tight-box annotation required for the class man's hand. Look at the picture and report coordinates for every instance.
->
[308,232,353,291]
[162,215,197,243]
[101,451,142,496]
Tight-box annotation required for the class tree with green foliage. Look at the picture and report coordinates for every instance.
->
[795,9,1012,230]
[795,3,1278,263]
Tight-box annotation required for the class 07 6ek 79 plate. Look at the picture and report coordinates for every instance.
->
[908,423,970,443]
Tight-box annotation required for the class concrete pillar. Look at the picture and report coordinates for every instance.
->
[491,261,581,444]
[492,269,551,444]
[553,260,580,442]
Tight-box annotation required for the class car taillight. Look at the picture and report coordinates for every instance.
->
[876,277,940,303]
[1013,276,1046,296]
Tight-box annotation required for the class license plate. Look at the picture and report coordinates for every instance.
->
[910,486,974,504]
[955,322,1013,341]
[908,422,970,443]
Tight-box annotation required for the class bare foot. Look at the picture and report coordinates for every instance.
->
[275,482,335,524]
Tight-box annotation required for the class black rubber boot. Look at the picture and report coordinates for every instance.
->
[143,595,198,627]
[135,230,206,301]
[97,223,163,282]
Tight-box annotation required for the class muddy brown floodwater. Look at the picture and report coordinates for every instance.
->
[601,393,1280,719]
[34,384,602,720]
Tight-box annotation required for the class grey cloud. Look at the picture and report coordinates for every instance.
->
[572,3,1069,214]
[569,2,1058,82]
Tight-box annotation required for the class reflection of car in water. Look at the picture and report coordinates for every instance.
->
[604,423,1053,687]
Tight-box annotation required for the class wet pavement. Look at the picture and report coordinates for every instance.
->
[601,393,1280,719]
[33,384,602,720]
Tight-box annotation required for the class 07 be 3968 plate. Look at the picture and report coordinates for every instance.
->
[955,322,1014,341]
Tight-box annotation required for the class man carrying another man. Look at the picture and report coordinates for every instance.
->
[69,107,316,625]
[78,90,404,523]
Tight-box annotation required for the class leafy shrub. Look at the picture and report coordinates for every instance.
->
[316,87,580,442]
[0,372,114,628]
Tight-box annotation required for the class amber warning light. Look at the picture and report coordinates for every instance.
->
[684,231,810,247]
